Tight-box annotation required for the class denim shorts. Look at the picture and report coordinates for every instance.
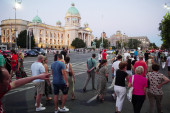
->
[53,84,69,95]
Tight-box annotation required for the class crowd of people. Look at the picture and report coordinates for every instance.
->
[107,49,170,113]
[0,48,170,113]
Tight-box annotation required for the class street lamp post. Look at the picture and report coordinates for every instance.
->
[14,0,21,49]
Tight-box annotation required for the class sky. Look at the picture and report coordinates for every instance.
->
[0,0,169,47]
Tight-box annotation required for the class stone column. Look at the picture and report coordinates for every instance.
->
[4,29,7,43]
[83,33,85,42]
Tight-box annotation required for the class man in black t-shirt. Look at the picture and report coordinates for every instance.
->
[60,48,67,59]
[144,50,150,62]
[131,56,137,75]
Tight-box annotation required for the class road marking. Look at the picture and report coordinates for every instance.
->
[87,85,113,103]
[86,95,98,103]
[6,86,34,96]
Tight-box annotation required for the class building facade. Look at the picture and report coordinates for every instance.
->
[108,30,150,49]
[0,3,94,49]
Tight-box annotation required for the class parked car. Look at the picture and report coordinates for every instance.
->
[130,49,136,56]
[2,50,11,58]
[106,50,115,54]
[26,50,38,57]
[33,47,45,56]
[32,49,40,55]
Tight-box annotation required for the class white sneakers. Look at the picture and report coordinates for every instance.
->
[35,103,43,107]
[36,106,46,111]
[59,106,69,112]
[35,103,45,111]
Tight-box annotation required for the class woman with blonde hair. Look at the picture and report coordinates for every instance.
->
[15,52,27,79]
[146,55,154,72]
[128,66,147,113]
[42,56,52,100]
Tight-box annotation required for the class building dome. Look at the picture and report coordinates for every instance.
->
[65,3,80,17]
[56,20,61,25]
[32,16,42,23]
[85,27,92,32]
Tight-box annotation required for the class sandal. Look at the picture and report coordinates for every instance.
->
[46,97,52,101]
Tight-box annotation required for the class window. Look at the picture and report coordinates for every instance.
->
[67,34,69,38]
[50,39,52,44]
[46,38,48,43]
[67,18,69,22]
[54,39,56,44]
[40,38,42,43]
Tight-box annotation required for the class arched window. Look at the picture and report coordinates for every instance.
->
[50,39,52,44]
[40,38,42,43]
[46,38,48,43]
[54,39,56,44]
[67,18,69,22]
[7,37,9,43]
[67,34,69,38]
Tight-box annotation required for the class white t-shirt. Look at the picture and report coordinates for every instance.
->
[98,54,102,60]
[124,53,131,61]
[31,62,45,82]
[164,52,168,57]
[167,56,170,66]
[112,60,121,75]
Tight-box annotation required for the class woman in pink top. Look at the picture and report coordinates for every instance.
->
[128,66,147,113]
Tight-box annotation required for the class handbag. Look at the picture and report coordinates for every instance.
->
[68,63,73,76]
[111,75,116,87]
[127,75,134,102]
[69,72,73,76]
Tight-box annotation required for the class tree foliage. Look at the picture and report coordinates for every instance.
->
[127,39,141,49]
[71,38,86,48]
[159,12,170,49]
[93,37,109,48]
[17,30,35,48]
[149,43,158,49]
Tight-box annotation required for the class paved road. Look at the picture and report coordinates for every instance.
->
[2,52,170,113]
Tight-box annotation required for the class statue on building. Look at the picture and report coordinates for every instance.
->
[100,42,103,49]
[92,41,96,48]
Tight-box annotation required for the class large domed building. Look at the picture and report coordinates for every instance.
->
[0,3,94,49]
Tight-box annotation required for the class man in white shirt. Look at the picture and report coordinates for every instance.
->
[112,55,122,77]
[123,51,130,61]
[31,55,46,111]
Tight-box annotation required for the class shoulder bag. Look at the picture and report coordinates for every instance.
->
[127,75,134,102]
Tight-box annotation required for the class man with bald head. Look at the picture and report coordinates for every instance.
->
[134,56,147,77]
[31,55,46,111]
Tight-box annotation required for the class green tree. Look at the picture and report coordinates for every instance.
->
[17,30,35,48]
[98,37,109,48]
[116,40,121,49]
[127,39,141,49]
[159,12,170,49]
[71,38,86,48]
[149,43,158,49]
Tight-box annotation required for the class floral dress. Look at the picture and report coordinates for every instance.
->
[15,58,27,79]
